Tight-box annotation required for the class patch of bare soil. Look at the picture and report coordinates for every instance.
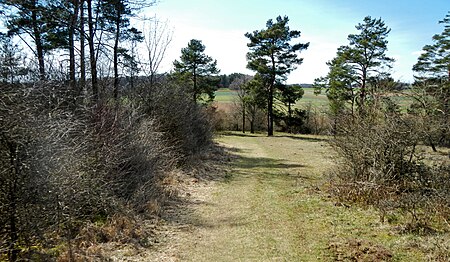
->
[328,238,393,262]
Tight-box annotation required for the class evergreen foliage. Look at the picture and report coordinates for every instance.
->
[314,16,394,114]
[173,39,220,103]
[412,11,450,147]
[245,15,309,136]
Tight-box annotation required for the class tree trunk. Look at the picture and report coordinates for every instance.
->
[68,0,79,92]
[268,53,276,136]
[79,0,86,94]
[69,29,76,87]
[31,7,45,80]
[360,67,367,110]
[249,105,256,134]
[87,0,98,102]
[428,135,437,152]
[193,66,197,102]
[129,42,135,90]
[242,103,246,133]
[268,83,274,136]
[149,73,154,88]
[288,102,292,133]
[113,11,121,101]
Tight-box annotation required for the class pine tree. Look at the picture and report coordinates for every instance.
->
[279,84,304,127]
[245,15,309,136]
[314,16,393,114]
[173,39,220,103]
[2,0,51,80]
[313,55,358,115]
[412,11,450,148]
[339,16,394,109]
[0,33,27,83]
[413,11,450,115]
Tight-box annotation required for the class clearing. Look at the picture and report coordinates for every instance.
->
[140,132,441,261]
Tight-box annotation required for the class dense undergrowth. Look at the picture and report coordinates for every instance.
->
[0,80,215,261]
[329,110,450,233]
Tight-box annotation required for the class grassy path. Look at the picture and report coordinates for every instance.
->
[173,133,337,261]
[148,132,431,261]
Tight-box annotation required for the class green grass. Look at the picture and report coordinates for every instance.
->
[168,132,447,261]
[390,93,414,111]
[214,87,329,108]
[214,88,237,103]
[214,87,416,112]
[296,87,329,109]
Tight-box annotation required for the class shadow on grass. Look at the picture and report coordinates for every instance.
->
[190,214,251,229]
[276,134,328,142]
[223,146,245,154]
[161,194,250,231]
[235,155,306,170]
[219,131,261,138]
[160,133,311,232]
[219,131,329,143]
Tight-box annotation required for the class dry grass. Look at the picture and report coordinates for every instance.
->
[74,131,448,261]
[144,131,449,261]
[328,238,393,261]
[148,132,337,261]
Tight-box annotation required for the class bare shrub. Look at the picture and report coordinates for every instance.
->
[328,238,393,261]
[303,104,332,135]
[0,79,206,260]
[330,112,450,228]
[142,80,213,157]
[55,214,156,261]
[223,101,265,133]
[202,104,230,132]
[0,82,116,260]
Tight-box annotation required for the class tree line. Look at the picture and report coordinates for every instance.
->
[0,0,166,101]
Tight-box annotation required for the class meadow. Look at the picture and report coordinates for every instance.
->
[215,87,413,112]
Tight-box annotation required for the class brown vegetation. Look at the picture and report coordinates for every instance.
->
[329,238,393,262]
[329,111,450,230]
[0,79,215,260]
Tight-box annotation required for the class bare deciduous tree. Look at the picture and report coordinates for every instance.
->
[144,16,173,87]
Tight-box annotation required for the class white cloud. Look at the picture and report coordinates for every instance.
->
[154,23,251,75]
[411,50,425,57]
[159,24,345,84]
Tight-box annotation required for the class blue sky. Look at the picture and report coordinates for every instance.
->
[144,0,449,84]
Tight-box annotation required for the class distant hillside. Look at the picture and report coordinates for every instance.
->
[298,83,313,88]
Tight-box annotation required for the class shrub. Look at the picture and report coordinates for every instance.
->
[330,112,450,228]
[0,79,215,260]
[142,80,213,157]
[274,104,332,135]
[0,83,115,260]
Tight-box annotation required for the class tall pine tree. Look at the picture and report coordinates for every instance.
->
[314,16,393,114]
[173,39,220,103]
[245,15,309,136]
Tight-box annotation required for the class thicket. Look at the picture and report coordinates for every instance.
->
[273,106,331,135]
[0,79,214,260]
[330,108,450,230]
[141,81,213,156]
[0,0,220,259]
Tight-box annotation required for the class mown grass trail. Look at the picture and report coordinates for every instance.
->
[170,133,345,261]
[155,132,431,261]
[199,133,335,261]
